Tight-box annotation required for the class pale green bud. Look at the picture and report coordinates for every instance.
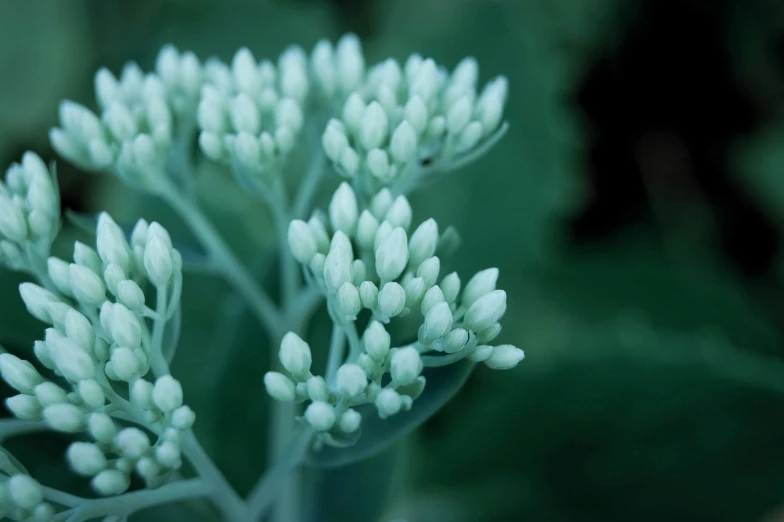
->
[130,219,149,248]
[446,95,473,135]
[375,388,402,418]
[335,364,367,398]
[130,379,153,409]
[363,320,390,360]
[136,456,161,480]
[477,76,508,134]
[370,188,394,219]
[0,354,43,394]
[287,220,317,264]
[366,148,391,181]
[322,119,349,161]
[420,301,453,343]
[0,192,28,242]
[408,219,438,266]
[6,394,41,420]
[359,101,388,150]
[279,332,312,379]
[152,375,183,413]
[43,403,84,432]
[342,92,365,133]
[397,375,426,400]
[338,147,360,177]
[336,34,365,92]
[69,264,106,306]
[330,230,353,260]
[47,257,72,295]
[33,340,55,371]
[19,283,60,323]
[67,442,107,477]
[155,441,181,468]
[390,120,418,164]
[421,285,445,316]
[323,245,352,294]
[96,212,132,272]
[264,371,296,402]
[144,235,173,285]
[109,347,141,382]
[359,281,379,310]
[307,215,331,253]
[356,210,379,251]
[115,427,150,459]
[439,272,461,303]
[338,409,361,433]
[7,474,43,510]
[306,375,329,402]
[391,346,422,385]
[485,345,524,370]
[358,353,376,376]
[109,303,142,348]
[229,93,260,134]
[336,282,361,321]
[378,282,406,318]
[410,58,439,101]
[416,256,441,289]
[469,344,493,363]
[465,290,507,333]
[477,323,502,344]
[88,412,117,443]
[232,132,261,167]
[78,379,105,408]
[351,259,367,285]
[404,95,428,134]
[375,227,408,283]
[73,242,102,274]
[199,131,224,160]
[309,253,326,277]
[276,97,303,134]
[404,277,426,307]
[171,405,196,430]
[92,469,130,496]
[385,196,413,230]
[46,329,95,382]
[65,309,94,352]
[373,221,393,252]
[457,121,483,152]
[443,328,470,354]
[329,182,359,235]
[116,280,145,311]
[34,382,67,406]
[462,268,498,308]
[304,401,335,431]
[428,116,446,140]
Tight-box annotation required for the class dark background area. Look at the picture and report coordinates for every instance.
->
[1,0,784,520]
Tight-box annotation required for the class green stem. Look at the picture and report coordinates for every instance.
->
[292,153,326,219]
[149,284,169,377]
[325,325,346,384]
[161,183,283,340]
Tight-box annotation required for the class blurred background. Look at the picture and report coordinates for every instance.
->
[2,0,784,520]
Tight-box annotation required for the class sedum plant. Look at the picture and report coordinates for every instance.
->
[0,34,521,521]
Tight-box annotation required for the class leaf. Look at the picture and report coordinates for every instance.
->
[305,359,475,468]
[65,210,212,271]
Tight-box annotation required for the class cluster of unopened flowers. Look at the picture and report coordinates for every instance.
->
[0,32,521,521]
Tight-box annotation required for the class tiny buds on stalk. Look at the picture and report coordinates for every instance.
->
[307,215,331,253]
[457,121,483,152]
[6,394,41,420]
[336,282,361,320]
[464,289,507,333]
[97,213,132,272]
[417,256,441,289]
[339,147,360,177]
[88,412,117,443]
[108,347,141,382]
[78,379,105,408]
[356,210,379,251]
[358,353,376,376]
[92,469,130,496]
[309,253,326,277]
[366,149,391,182]
[342,92,366,134]
[130,379,154,409]
[363,321,390,360]
[304,401,336,431]
[0,354,43,394]
[359,101,388,151]
[336,33,365,92]
[109,303,142,348]
[443,328,470,354]
[0,193,28,242]
[69,264,106,306]
[19,283,60,323]
[375,388,402,418]
[306,375,329,402]
[115,427,151,459]
[339,409,361,433]
[116,279,145,311]
[265,371,297,402]
[46,329,95,382]
[288,220,318,264]
[144,235,173,285]
[156,441,181,468]
[279,332,312,379]
[439,272,461,303]
[152,375,183,413]
[359,281,379,310]
[73,242,102,274]
[7,474,43,509]
[335,364,368,398]
[329,183,359,235]
[370,189,394,220]
[485,345,525,370]
[390,346,422,385]
[390,120,418,164]
[322,119,349,162]
[47,257,72,295]
[43,403,84,432]
[378,282,406,319]
[469,344,493,363]
[375,227,408,283]
[34,382,67,406]
[65,309,94,352]
[172,405,196,430]
[323,245,352,294]
[67,442,107,477]
[446,95,473,135]
[462,268,498,308]
[385,196,413,231]
[409,219,438,266]
[351,259,367,285]
[404,277,426,307]
[420,301,453,343]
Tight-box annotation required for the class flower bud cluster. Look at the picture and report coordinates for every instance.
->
[196,46,309,175]
[2,215,192,496]
[0,473,54,521]
[50,46,204,190]
[321,51,508,191]
[0,153,60,272]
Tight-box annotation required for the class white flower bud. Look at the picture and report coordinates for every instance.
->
[391,347,422,385]
[92,469,130,496]
[428,116,446,140]
[439,272,461,303]
[8,474,43,509]
[65,309,94,352]
[199,131,224,160]
[78,379,105,408]
[19,283,60,323]
[103,102,137,141]
[378,282,406,318]
[43,403,84,432]
[171,405,196,430]
[335,364,367,398]
[67,442,107,476]
[144,235,173,285]
[69,264,106,306]
[309,253,326,277]
[410,58,439,101]
[276,97,303,134]
[446,95,473,135]
[130,379,153,409]
[457,121,483,152]
[416,256,441,289]
[276,126,296,155]
[462,268,498,308]
[279,46,309,103]
[115,427,151,459]
[358,353,376,376]
[351,259,367,285]
[155,441,181,468]
[231,47,260,94]
[375,227,409,283]
[336,283,361,321]
[60,99,103,140]
[375,388,402,418]
[130,219,148,248]
[389,120,418,164]
[408,219,439,266]
[403,95,428,134]
[465,289,507,333]
[336,34,364,92]
[323,245,352,294]
[109,303,142,348]
[6,394,41,420]
[370,188,394,219]
[116,280,145,311]
[420,301,453,343]
[477,76,508,133]
[485,345,524,370]
[109,347,141,382]
[72,243,101,275]
[421,285,445,316]
[303,376,327,402]
[404,277,427,307]
[279,332,312,379]
[96,212,132,272]
[229,93,260,134]
[152,375,183,413]
[88,412,117,443]
[264,371,296,402]
[288,220,317,264]
[136,456,161,479]
[311,39,336,95]
[0,193,27,242]
[385,196,413,230]
[359,101,388,150]
[329,183,359,235]
[0,354,43,394]
[443,328,470,354]
[366,148,392,181]
[373,220,393,253]
[342,92,365,134]
[322,119,349,161]
[307,215,330,253]
[304,401,336,431]
[33,340,55,371]
[338,147,360,177]
[46,329,95,382]
[363,321,390,360]
[359,281,379,310]
[34,382,67,406]
[147,222,173,248]
[338,409,361,433]
[477,323,502,344]
[356,211,379,251]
